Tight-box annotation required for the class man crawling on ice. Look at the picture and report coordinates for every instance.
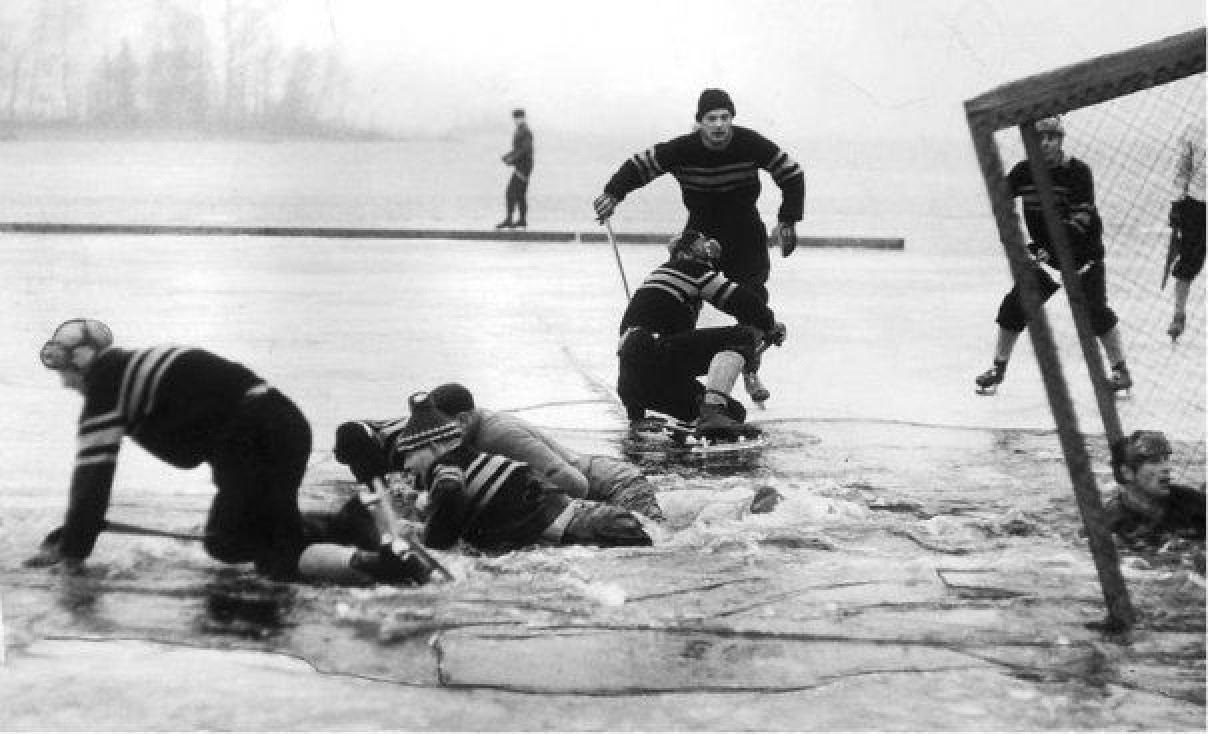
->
[336,392,652,554]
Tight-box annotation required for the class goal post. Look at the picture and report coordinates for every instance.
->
[964,28,1206,630]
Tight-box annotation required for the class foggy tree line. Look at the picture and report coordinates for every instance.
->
[0,0,361,137]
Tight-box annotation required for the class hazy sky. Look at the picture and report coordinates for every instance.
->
[277,0,1204,139]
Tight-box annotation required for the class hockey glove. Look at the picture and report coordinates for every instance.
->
[775,222,797,257]
[766,321,787,347]
[593,193,618,223]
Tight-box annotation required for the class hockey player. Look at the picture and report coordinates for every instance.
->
[975,116,1132,396]
[1165,117,1205,342]
[351,393,652,554]
[426,383,664,520]
[593,88,804,300]
[26,319,434,587]
[333,383,665,521]
[1105,430,1205,544]
[593,88,803,403]
[617,230,786,439]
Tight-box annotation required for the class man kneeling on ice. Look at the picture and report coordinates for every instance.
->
[26,318,435,587]
[338,392,652,553]
[617,230,785,439]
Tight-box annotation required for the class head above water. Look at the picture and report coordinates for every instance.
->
[40,318,113,374]
[1110,429,1173,487]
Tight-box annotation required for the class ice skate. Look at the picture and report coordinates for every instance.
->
[743,370,770,405]
[974,361,1006,396]
[494,219,514,230]
[1109,363,1132,399]
[1167,312,1186,343]
[695,398,759,442]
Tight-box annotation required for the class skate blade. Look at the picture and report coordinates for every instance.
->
[974,386,998,396]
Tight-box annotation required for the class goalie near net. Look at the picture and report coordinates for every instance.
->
[963,27,1205,631]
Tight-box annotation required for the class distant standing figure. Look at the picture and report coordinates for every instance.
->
[1165,116,1205,342]
[497,108,534,229]
[592,88,805,303]
[974,116,1132,397]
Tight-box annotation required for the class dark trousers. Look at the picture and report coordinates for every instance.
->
[1173,197,1206,281]
[505,172,529,224]
[687,215,770,302]
[204,389,313,580]
[995,260,1118,336]
[617,325,759,422]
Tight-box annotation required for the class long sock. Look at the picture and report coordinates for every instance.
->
[704,351,744,399]
[297,543,373,585]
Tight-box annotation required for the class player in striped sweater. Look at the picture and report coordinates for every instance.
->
[340,393,652,553]
[26,319,433,586]
[617,231,785,438]
[593,88,805,303]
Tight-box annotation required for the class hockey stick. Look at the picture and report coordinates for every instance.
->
[603,219,632,300]
[35,520,204,548]
[1161,225,1181,290]
[360,477,454,581]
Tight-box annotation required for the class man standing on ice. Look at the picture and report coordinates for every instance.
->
[496,107,534,229]
[26,318,436,587]
[617,231,785,438]
[974,116,1132,397]
[593,88,805,301]
[593,88,803,402]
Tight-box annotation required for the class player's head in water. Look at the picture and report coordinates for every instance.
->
[669,229,722,268]
[1035,116,1066,168]
[40,318,113,393]
[1111,429,1173,497]
[696,88,734,149]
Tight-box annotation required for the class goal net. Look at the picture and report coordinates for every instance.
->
[967,29,1205,488]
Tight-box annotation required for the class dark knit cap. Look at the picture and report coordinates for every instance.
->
[512,108,525,118]
[396,392,462,452]
[696,88,735,121]
[430,382,476,415]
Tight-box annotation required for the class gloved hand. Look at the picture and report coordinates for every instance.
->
[593,193,618,223]
[765,321,787,347]
[1067,210,1092,237]
[774,222,797,257]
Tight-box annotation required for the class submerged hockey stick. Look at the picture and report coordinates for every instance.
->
[603,219,632,300]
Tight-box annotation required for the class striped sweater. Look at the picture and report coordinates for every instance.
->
[1007,156,1104,265]
[619,257,776,337]
[604,125,804,225]
[60,346,262,558]
[421,443,566,553]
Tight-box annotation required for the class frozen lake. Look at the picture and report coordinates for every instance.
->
[0,231,1203,730]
